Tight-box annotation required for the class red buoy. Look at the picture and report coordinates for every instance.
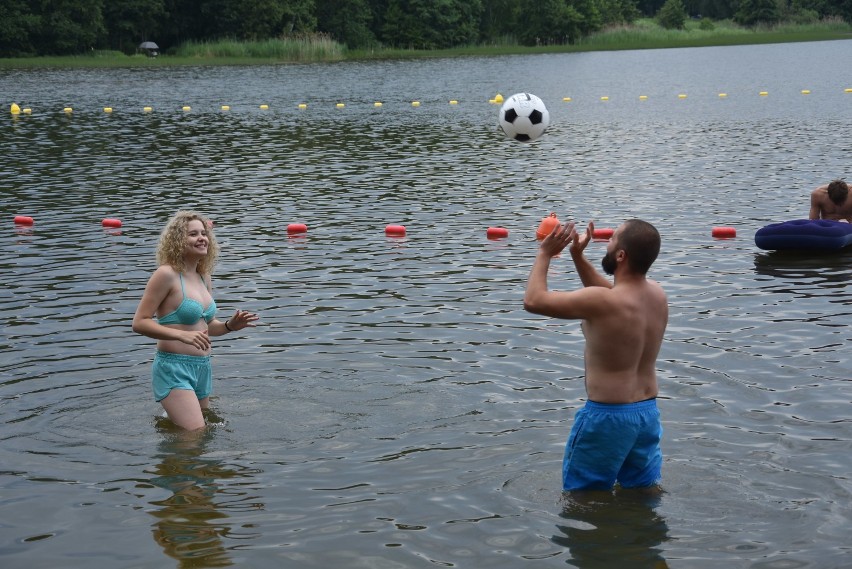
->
[287,223,307,234]
[592,227,614,240]
[14,215,34,225]
[712,226,736,238]
[385,224,406,237]
[486,227,509,239]
[535,213,560,240]
[102,218,122,228]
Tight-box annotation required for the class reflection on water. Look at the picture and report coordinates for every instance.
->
[554,489,669,569]
[146,416,262,568]
[753,248,852,285]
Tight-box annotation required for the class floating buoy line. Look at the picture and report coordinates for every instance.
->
[11,214,740,243]
[7,88,850,117]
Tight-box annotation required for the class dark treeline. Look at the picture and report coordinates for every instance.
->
[0,0,850,57]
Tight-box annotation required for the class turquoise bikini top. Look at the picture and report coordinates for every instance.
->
[158,273,217,325]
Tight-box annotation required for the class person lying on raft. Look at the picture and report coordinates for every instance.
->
[809,180,852,222]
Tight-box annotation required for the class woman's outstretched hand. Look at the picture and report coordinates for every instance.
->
[227,309,259,331]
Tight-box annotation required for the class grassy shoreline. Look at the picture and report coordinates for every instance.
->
[2,19,850,69]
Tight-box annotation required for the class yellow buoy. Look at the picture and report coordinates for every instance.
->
[718,93,727,98]
[411,101,420,107]
[759,91,768,96]
[297,103,307,110]
[143,106,153,112]
[182,106,191,111]
[800,90,810,95]
[639,95,648,100]
[64,107,73,113]
[104,107,113,113]
[221,105,230,111]
[336,103,345,108]
[600,96,609,101]
[11,103,21,114]
[374,101,383,107]
[488,99,496,104]
[678,94,687,99]
[259,104,269,110]
[494,93,504,103]
[449,100,458,105]
[563,97,572,102]
[845,88,852,93]
[23,108,32,114]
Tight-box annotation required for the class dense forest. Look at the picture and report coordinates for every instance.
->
[0,0,850,57]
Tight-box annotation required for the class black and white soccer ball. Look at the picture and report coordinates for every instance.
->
[498,93,550,142]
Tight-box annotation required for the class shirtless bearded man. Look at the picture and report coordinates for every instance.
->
[809,180,852,222]
[524,219,668,491]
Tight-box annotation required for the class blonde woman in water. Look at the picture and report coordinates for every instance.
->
[133,211,258,430]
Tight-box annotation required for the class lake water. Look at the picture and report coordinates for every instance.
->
[1,40,851,568]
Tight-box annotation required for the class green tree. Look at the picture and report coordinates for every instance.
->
[734,0,780,26]
[657,0,687,28]
[199,0,288,40]
[32,0,106,54]
[381,0,424,47]
[597,0,641,25]
[381,0,482,49]
[517,0,584,45]
[570,0,603,35]
[823,0,852,21]
[682,0,737,19]
[367,0,391,41]
[154,0,201,47]
[790,0,827,13]
[103,0,165,53]
[281,0,317,33]
[637,0,666,17]
[237,0,289,39]
[316,0,376,48]
[479,0,521,43]
[0,2,39,56]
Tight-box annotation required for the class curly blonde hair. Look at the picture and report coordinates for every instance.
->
[156,211,219,276]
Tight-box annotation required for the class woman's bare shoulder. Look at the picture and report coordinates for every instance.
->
[148,264,180,286]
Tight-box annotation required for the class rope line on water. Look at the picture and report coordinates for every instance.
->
[8,89,852,115]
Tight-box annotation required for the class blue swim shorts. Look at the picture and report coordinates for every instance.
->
[563,399,662,491]
[151,351,212,402]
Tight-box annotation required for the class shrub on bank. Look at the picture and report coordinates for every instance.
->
[173,34,344,62]
[579,16,849,49]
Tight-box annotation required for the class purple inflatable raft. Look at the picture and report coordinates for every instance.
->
[755,219,852,251]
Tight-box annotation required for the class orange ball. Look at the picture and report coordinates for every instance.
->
[535,213,560,240]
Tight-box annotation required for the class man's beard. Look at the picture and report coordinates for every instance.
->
[601,251,617,275]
